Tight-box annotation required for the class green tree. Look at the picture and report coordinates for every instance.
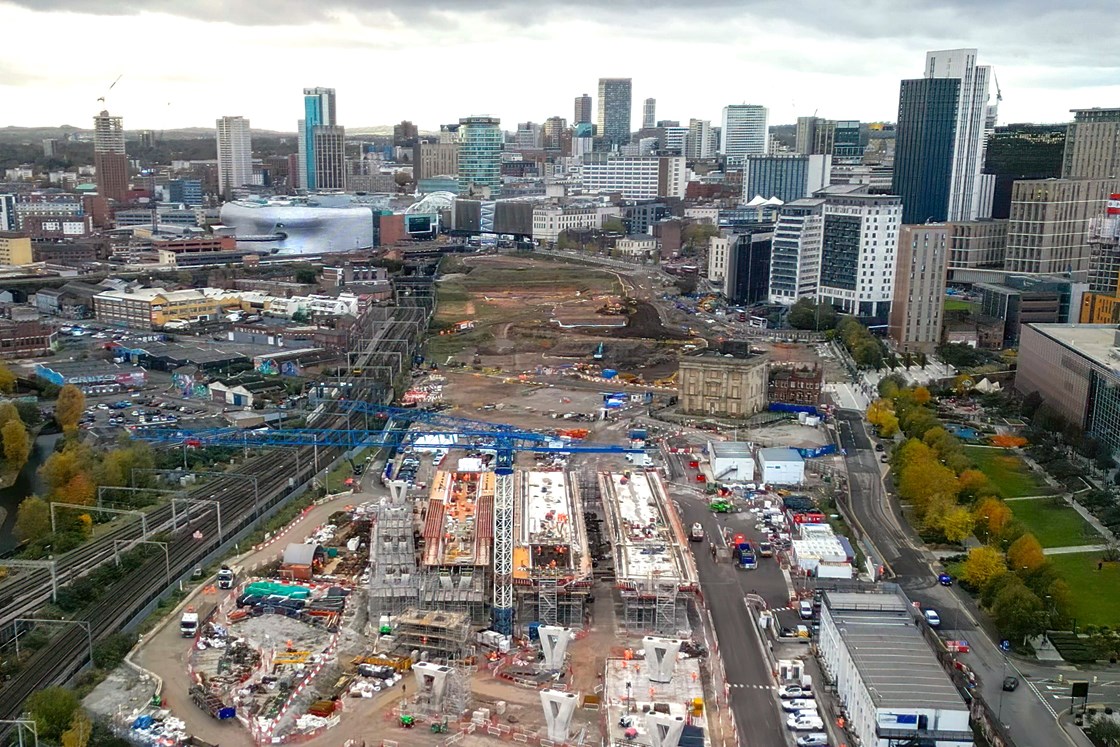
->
[294,267,317,284]
[2,418,30,468]
[96,443,155,488]
[54,384,85,434]
[682,222,718,252]
[991,578,1046,645]
[916,351,929,369]
[25,686,80,742]
[0,363,17,393]
[14,495,50,542]
[1087,716,1120,747]
[15,399,42,426]
[601,217,626,234]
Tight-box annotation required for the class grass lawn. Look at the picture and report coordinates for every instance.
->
[963,446,1050,498]
[1047,552,1120,627]
[944,298,974,312]
[1008,497,1100,548]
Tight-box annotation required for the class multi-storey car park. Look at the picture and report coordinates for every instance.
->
[598,470,700,634]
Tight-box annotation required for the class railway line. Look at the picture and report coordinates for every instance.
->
[0,289,433,723]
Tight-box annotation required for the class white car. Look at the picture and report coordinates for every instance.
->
[778,685,812,699]
[797,734,829,747]
[782,699,818,713]
[788,715,825,731]
[924,609,941,628]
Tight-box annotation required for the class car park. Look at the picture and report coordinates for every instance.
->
[796,734,829,747]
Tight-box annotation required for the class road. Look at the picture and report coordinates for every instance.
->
[834,408,1094,747]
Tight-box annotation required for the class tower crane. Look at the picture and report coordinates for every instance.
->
[135,403,645,635]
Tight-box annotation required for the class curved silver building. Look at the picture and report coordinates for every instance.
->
[219,197,376,255]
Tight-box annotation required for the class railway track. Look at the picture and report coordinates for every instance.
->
[0,291,433,722]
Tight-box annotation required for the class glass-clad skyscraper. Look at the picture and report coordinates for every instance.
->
[457,116,503,198]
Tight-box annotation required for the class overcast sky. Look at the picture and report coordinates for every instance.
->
[2,0,1117,133]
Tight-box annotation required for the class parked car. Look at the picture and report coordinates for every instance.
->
[938,573,953,586]
[796,734,829,747]
[799,600,814,620]
[787,715,824,731]
[781,699,818,713]
[778,685,811,699]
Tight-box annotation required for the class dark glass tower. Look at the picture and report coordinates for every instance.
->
[892,77,960,224]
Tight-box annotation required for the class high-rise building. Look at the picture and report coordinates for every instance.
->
[686,119,714,159]
[768,198,825,305]
[458,116,503,198]
[0,194,15,232]
[889,224,950,353]
[742,154,831,204]
[393,120,419,148]
[945,219,1009,282]
[893,49,991,223]
[596,78,632,149]
[312,126,347,191]
[574,94,592,126]
[983,124,1065,219]
[515,122,542,150]
[297,87,337,191]
[795,116,836,156]
[833,121,862,159]
[1063,108,1120,179]
[541,117,567,151]
[723,230,774,305]
[1087,204,1120,294]
[93,110,128,203]
[414,141,460,181]
[168,179,204,206]
[643,98,656,130]
[1004,178,1120,276]
[720,105,768,165]
[816,184,903,321]
[216,115,252,200]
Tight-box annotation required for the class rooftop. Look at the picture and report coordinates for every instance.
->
[1025,324,1118,369]
[515,470,591,582]
[421,470,494,567]
[824,591,966,712]
[759,447,804,463]
[709,440,752,459]
[598,471,698,589]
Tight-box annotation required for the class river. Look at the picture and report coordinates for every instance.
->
[0,432,61,554]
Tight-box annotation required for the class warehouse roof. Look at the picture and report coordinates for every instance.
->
[709,440,752,459]
[759,447,803,463]
[824,591,965,712]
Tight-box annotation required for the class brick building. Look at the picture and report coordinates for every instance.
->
[768,364,823,406]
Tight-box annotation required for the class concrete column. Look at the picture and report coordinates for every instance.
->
[539,625,573,670]
[540,689,579,743]
[646,713,685,747]
[413,661,451,705]
[642,636,682,683]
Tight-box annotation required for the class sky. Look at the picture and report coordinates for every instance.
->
[2,0,1118,133]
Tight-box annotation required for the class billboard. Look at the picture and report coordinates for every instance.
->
[405,213,436,236]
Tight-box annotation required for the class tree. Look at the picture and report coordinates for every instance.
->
[974,497,1013,537]
[0,401,20,429]
[961,546,1007,589]
[602,217,626,234]
[40,443,91,495]
[0,363,16,393]
[682,222,718,252]
[15,399,41,426]
[911,386,931,405]
[1007,533,1046,573]
[897,454,960,518]
[25,686,80,742]
[939,505,977,543]
[2,418,30,468]
[294,267,317,284]
[63,471,97,507]
[54,384,85,434]
[958,469,997,502]
[991,579,1046,644]
[61,709,92,747]
[916,351,929,369]
[96,443,155,489]
[1087,715,1120,747]
[14,495,50,542]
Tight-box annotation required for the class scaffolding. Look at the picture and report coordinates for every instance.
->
[368,507,420,624]
[392,608,471,661]
[418,567,490,625]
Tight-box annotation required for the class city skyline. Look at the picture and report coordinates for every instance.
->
[1,1,1117,131]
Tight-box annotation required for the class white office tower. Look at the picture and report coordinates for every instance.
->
[216,116,252,200]
[926,49,991,221]
[720,104,768,165]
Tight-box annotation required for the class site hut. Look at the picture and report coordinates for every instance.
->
[513,470,593,628]
[419,466,494,625]
[598,471,700,634]
[280,543,325,582]
[758,447,805,486]
[706,440,756,483]
[817,590,973,747]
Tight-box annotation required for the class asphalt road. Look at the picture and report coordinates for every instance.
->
[834,408,1094,747]
[670,484,801,747]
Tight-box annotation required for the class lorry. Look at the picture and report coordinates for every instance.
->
[733,542,757,570]
[180,603,214,637]
[217,566,235,590]
[190,684,236,720]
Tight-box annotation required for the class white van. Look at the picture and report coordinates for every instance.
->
[924,609,941,628]
[799,600,814,619]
